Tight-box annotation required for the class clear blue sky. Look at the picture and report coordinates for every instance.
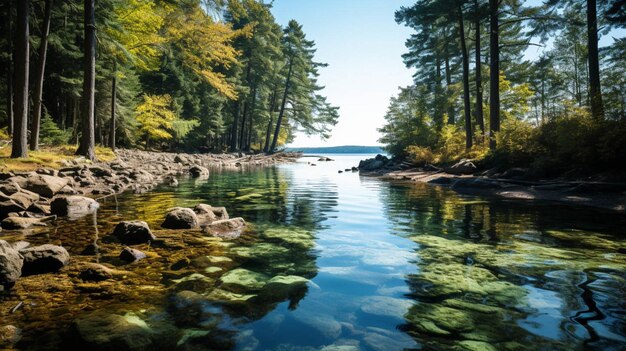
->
[271,0,415,147]
[270,0,624,147]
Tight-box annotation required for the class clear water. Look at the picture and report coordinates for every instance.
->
[2,155,626,350]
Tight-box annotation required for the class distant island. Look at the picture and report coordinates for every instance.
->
[285,145,384,154]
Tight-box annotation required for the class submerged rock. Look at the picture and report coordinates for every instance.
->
[220,268,269,292]
[113,221,156,245]
[162,207,199,229]
[204,217,246,239]
[78,263,115,282]
[0,325,21,348]
[359,296,413,318]
[50,195,99,218]
[119,247,147,263]
[0,240,23,288]
[72,312,177,351]
[189,165,209,178]
[20,244,70,275]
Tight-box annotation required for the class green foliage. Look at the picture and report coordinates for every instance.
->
[135,94,179,146]
[40,113,70,145]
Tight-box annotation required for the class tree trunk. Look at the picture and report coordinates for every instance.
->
[76,0,96,161]
[489,0,500,150]
[444,45,455,125]
[474,0,485,139]
[109,71,116,150]
[6,1,14,137]
[458,5,472,149]
[30,0,53,151]
[270,55,294,153]
[246,85,257,151]
[587,0,604,120]
[230,101,239,151]
[11,0,29,158]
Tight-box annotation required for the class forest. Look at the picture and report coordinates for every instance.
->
[0,0,339,161]
[380,0,626,178]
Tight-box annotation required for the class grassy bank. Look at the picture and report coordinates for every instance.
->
[0,144,116,172]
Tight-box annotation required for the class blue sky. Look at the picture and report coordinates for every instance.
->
[270,0,625,147]
[271,0,415,147]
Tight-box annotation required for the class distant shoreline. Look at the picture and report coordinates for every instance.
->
[285,145,384,154]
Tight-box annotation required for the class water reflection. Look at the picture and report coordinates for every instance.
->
[379,182,626,350]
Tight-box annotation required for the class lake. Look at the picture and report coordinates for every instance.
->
[3,154,626,350]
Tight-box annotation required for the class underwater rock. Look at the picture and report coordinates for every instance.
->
[220,268,269,292]
[72,311,178,351]
[0,240,23,288]
[359,296,413,318]
[456,340,498,351]
[292,311,342,339]
[171,273,214,291]
[406,303,475,334]
[262,227,314,248]
[204,218,246,239]
[50,195,99,218]
[0,325,21,348]
[262,275,309,296]
[169,290,219,326]
[78,263,115,282]
[113,221,156,245]
[207,288,256,304]
[22,173,69,198]
[162,207,199,229]
[189,165,209,178]
[120,247,147,263]
[1,215,56,229]
[20,244,70,275]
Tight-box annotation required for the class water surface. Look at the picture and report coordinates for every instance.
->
[3,155,626,350]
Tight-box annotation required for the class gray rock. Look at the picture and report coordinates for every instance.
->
[22,173,69,198]
[0,181,21,196]
[50,196,99,218]
[451,178,503,190]
[120,247,147,262]
[189,165,209,178]
[79,263,114,281]
[112,221,156,245]
[445,159,478,175]
[162,207,199,229]
[1,215,56,230]
[20,244,70,275]
[0,240,23,288]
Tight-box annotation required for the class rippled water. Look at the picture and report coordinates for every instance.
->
[3,155,626,350]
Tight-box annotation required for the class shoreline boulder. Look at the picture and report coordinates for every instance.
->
[50,196,99,218]
[22,174,69,198]
[189,165,209,178]
[119,247,147,263]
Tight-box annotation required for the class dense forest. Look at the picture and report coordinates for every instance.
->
[380,0,626,177]
[0,0,338,160]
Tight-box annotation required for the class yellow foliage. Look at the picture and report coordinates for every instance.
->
[136,94,178,144]
[166,4,249,100]
[405,146,436,165]
[104,0,166,71]
[0,145,116,172]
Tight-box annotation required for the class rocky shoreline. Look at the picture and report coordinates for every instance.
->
[0,149,301,349]
[358,155,626,213]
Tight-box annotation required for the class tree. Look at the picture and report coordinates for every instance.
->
[11,0,29,158]
[30,0,54,150]
[488,0,500,150]
[587,0,604,119]
[135,94,178,148]
[76,0,96,161]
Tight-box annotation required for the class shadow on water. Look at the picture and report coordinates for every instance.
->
[1,156,626,350]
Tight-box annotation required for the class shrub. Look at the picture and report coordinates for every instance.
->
[405,145,436,165]
[40,114,71,146]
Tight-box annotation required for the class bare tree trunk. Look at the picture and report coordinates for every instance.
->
[458,5,473,149]
[30,0,53,150]
[109,70,116,150]
[6,1,14,136]
[587,0,604,120]
[76,0,96,161]
[444,45,455,125]
[270,55,294,153]
[474,0,485,139]
[489,0,500,150]
[11,0,29,158]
